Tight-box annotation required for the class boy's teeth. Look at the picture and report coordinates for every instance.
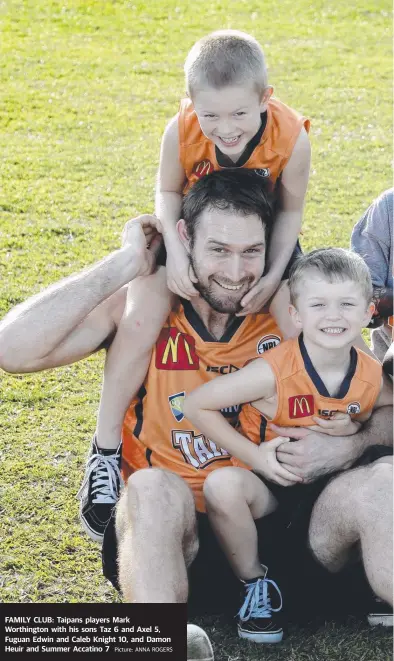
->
[322,328,345,334]
[221,136,239,143]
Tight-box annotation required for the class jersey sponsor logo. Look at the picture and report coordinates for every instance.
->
[156,328,199,370]
[169,391,185,422]
[347,401,361,414]
[193,160,214,178]
[206,364,239,374]
[318,409,340,418]
[172,430,230,468]
[253,168,270,178]
[289,394,314,419]
[257,334,281,354]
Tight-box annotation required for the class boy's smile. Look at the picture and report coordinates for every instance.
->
[192,85,270,162]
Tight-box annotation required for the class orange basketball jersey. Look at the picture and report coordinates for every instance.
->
[239,335,382,446]
[178,97,310,194]
[121,300,282,511]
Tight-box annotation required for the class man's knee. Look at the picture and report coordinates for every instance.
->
[309,463,393,570]
[125,468,195,524]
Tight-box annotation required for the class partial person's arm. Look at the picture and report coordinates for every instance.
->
[183,359,302,485]
[266,127,311,282]
[0,216,161,373]
[155,114,197,298]
[239,128,311,314]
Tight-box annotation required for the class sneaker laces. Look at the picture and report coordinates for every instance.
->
[238,577,283,622]
[77,452,123,504]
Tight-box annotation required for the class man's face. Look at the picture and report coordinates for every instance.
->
[185,208,266,313]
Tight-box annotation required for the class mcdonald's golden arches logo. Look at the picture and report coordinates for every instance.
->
[288,394,314,419]
[193,160,214,178]
[155,327,199,370]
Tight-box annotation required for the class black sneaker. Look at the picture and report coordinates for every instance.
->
[77,436,123,542]
[237,571,283,643]
[367,597,393,627]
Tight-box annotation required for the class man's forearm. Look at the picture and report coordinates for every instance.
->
[0,246,138,366]
[352,406,393,456]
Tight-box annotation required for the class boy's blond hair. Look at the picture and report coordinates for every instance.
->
[289,248,373,306]
[184,30,268,97]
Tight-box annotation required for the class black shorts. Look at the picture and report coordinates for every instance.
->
[102,445,392,620]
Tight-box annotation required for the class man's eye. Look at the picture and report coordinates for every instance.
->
[244,248,260,254]
[212,247,226,253]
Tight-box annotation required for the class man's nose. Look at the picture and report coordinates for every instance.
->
[227,254,244,282]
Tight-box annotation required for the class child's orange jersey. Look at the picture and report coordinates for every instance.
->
[121,300,282,511]
[178,97,310,194]
[239,335,382,447]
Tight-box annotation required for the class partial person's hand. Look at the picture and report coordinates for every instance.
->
[121,214,163,277]
[254,436,304,486]
[237,274,280,316]
[308,412,361,437]
[270,424,361,483]
[166,243,199,299]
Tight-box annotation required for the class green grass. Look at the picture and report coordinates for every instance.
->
[0,0,392,658]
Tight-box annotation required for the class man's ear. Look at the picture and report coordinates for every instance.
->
[289,303,303,329]
[177,218,191,252]
[260,86,273,112]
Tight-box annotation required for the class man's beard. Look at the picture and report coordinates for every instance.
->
[190,253,252,314]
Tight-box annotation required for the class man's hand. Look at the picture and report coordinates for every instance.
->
[254,436,304,486]
[308,412,361,437]
[166,241,199,299]
[121,214,163,278]
[237,274,280,316]
[270,424,361,483]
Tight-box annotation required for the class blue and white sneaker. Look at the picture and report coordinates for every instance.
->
[238,570,283,643]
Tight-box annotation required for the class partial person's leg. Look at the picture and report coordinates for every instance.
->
[204,467,277,579]
[204,467,283,643]
[309,460,393,605]
[116,468,198,603]
[78,268,173,542]
[97,267,172,448]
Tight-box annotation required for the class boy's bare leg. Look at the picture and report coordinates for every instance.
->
[116,469,198,602]
[204,467,284,643]
[78,267,173,542]
[96,267,172,449]
[309,459,393,605]
[203,467,277,580]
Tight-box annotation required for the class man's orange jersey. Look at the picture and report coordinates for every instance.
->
[239,335,382,446]
[178,97,310,194]
[121,300,282,511]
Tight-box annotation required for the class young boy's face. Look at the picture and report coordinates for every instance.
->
[290,272,374,349]
[192,84,269,160]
